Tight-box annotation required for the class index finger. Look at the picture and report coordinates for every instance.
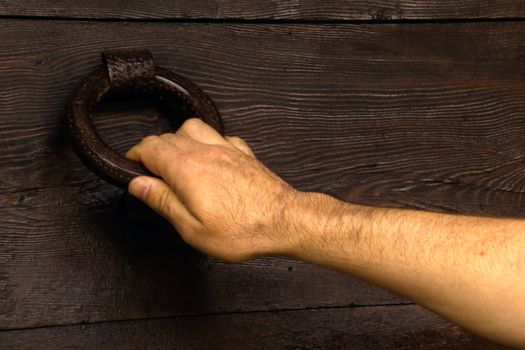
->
[125,135,184,181]
[176,118,228,146]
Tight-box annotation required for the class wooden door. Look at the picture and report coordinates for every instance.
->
[0,2,520,349]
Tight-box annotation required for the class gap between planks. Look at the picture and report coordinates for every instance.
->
[0,302,415,333]
[2,14,525,25]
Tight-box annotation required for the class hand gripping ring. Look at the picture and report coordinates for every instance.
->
[66,50,223,189]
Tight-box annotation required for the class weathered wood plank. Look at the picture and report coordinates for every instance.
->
[0,305,508,350]
[2,20,525,332]
[0,1,525,20]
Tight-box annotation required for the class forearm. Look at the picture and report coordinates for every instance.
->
[125,122,524,347]
[288,192,525,348]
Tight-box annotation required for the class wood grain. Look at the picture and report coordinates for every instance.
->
[0,305,507,350]
[1,1,525,20]
[2,19,525,342]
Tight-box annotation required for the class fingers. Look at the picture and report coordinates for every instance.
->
[128,176,201,231]
[158,119,255,158]
[159,133,255,158]
[176,118,228,146]
[125,119,255,184]
[125,135,183,179]
[226,136,255,157]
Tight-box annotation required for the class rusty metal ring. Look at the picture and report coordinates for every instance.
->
[66,50,223,189]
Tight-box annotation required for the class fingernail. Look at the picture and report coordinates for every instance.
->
[129,177,151,201]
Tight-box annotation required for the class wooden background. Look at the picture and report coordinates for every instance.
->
[0,1,523,349]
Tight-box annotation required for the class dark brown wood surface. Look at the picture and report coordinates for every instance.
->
[1,0,525,20]
[0,305,505,350]
[0,13,521,350]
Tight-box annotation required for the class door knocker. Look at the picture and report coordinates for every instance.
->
[66,50,223,189]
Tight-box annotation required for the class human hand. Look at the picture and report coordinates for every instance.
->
[125,118,302,262]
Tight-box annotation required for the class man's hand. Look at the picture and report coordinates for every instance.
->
[125,118,300,262]
[126,118,525,347]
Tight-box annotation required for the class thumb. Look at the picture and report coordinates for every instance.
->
[128,176,199,231]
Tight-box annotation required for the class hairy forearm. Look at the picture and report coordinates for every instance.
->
[288,192,525,348]
[125,121,524,347]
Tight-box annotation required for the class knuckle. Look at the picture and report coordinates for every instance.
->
[142,135,161,144]
[154,140,172,156]
[159,133,175,141]
[229,136,253,155]
[233,136,246,144]
[229,136,243,145]
[140,135,163,151]
[182,118,204,134]
[157,190,173,217]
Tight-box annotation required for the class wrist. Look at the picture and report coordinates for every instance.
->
[281,191,365,262]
